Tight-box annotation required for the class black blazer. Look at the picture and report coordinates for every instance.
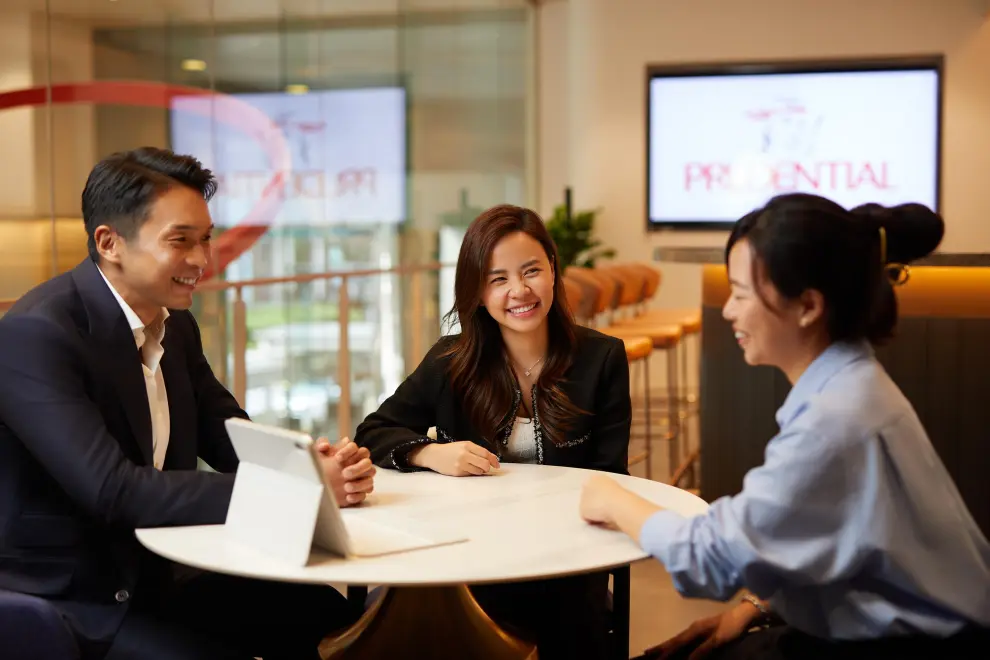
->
[355,326,631,475]
[0,259,247,655]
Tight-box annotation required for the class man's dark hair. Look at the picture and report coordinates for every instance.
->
[82,147,218,261]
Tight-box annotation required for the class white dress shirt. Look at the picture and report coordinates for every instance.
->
[98,267,171,470]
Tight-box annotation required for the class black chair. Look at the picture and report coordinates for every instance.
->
[0,588,80,660]
[608,566,632,660]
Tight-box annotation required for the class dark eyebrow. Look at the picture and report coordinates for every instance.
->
[170,223,215,232]
[488,259,540,275]
[729,278,751,290]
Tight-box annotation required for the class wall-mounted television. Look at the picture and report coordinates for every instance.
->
[646,57,942,230]
[170,86,407,227]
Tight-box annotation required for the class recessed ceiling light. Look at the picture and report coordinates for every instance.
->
[181,59,207,72]
[285,84,309,95]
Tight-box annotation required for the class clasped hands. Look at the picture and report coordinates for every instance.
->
[314,437,376,507]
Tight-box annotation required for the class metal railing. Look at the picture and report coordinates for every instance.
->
[197,262,450,435]
[0,263,452,437]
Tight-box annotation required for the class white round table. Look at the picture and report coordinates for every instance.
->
[137,464,708,659]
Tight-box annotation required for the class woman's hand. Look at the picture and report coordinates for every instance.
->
[580,474,664,540]
[407,441,500,476]
[644,600,765,659]
[579,473,627,527]
[315,437,376,506]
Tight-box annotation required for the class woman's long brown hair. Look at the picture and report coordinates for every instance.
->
[441,204,587,447]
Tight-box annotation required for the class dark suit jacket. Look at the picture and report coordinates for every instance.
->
[355,326,632,475]
[0,259,247,655]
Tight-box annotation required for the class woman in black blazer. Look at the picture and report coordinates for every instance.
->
[355,204,632,659]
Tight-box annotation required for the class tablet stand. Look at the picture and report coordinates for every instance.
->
[225,461,324,566]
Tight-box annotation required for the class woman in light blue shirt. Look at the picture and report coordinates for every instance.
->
[580,193,990,659]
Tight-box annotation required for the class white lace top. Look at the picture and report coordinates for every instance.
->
[503,417,538,464]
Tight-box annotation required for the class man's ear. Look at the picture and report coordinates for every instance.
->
[93,225,123,265]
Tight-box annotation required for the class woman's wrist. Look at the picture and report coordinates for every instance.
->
[406,443,435,469]
[739,594,771,626]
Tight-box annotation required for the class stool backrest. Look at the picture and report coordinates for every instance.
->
[630,264,661,301]
[564,267,613,318]
[561,275,591,323]
[600,265,646,307]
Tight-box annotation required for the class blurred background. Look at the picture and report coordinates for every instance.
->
[0,0,533,440]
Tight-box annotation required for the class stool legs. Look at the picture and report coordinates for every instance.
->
[664,346,681,476]
[643,357,652,481]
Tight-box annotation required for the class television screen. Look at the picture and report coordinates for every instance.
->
[646,60,941,228]
[170,86,406,227]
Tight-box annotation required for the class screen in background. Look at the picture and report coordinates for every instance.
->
[170,87,406,227]
[647,65,940,228]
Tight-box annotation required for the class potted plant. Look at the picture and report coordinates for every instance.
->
[545,203,615,268]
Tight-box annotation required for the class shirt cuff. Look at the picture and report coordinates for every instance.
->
[638,509,688,563]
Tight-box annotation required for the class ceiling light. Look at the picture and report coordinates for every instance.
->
[285,84,309,95]
[181,59,207,72]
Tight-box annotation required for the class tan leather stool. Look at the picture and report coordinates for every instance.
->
[564,271,669,478]
[599,323,682,480]
[598,331,653,476]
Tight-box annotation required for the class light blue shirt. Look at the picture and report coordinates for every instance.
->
[640,341,990,640]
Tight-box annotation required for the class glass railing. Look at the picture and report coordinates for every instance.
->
[0,264,452,441]
[195,262,454,441]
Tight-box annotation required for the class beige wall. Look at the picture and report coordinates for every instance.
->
[0,11,40,217]
[0,10,93,298]
[538,0,990,309]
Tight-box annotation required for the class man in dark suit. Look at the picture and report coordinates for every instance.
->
[0,147,376,659]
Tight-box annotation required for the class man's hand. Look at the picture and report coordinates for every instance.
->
[315,437,376,507]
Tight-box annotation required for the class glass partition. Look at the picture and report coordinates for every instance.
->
[0,0,531,438]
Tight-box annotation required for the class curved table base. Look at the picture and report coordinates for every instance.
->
[322,585,538,659]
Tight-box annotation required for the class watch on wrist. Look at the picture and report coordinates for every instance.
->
[741,594,773,628]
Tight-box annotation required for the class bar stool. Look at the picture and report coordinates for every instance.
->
[565,266,620,327]
[561,275,595,324]
[616,265,701,487]
[599,325,678,479]
[572,267,685,480]
[563,271,659,477]
[621,264,702,406]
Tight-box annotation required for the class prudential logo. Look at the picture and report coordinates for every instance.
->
[683,98,892,194]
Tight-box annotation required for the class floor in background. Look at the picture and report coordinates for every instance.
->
[627,408,724,655]
[628,559,729,655]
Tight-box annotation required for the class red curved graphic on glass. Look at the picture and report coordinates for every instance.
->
[0,81,290,279]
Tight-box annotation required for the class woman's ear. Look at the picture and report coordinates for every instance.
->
[797,288,825,329]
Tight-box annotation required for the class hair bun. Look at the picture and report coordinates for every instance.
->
[851,202,944,264]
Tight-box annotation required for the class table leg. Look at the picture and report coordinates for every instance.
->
[322,584,538,659]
